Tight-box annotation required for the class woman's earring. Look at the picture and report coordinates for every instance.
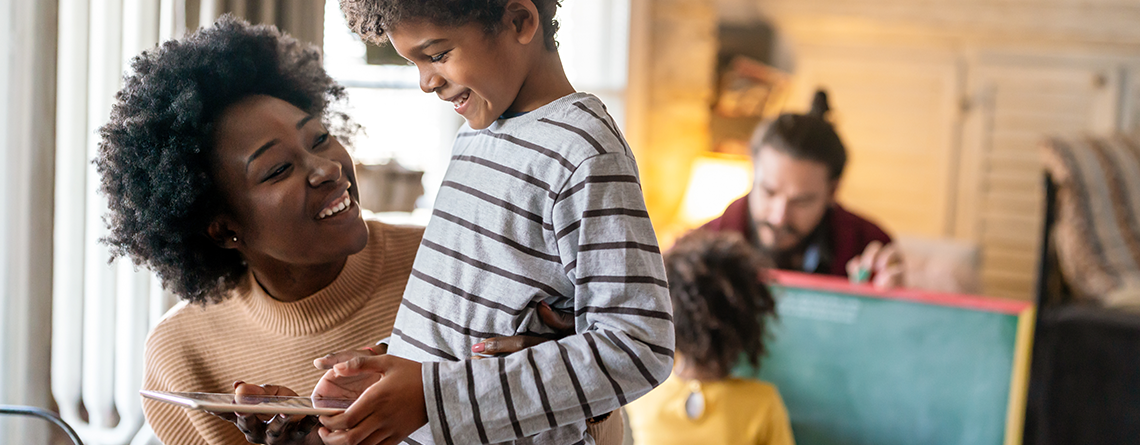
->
[231,236,238,243]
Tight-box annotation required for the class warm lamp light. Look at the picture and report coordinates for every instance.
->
[677,153,754,227]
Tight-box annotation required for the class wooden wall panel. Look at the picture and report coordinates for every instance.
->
[748,0,1140,48]
[786,48,962,238]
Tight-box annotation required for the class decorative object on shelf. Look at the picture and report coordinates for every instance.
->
[354,161,425,213]
[709,56,790,156]
[713,55,791,119]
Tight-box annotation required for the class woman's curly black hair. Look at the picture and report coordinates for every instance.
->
[339,0,562,51]
[664,230,778,378]
[95,15,354,305]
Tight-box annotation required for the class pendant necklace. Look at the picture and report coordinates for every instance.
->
[684,379,705,420]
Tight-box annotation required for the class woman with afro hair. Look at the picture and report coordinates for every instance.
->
[97,15,569,445]
[625,230,795,445]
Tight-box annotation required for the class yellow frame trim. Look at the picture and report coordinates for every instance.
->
[1004,307,1036,445]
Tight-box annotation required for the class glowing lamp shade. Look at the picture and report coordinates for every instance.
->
[677,153,754,227]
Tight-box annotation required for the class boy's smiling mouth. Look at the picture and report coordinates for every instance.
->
[445,90,470,111]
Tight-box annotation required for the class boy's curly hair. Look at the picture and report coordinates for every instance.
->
[339,0,562,51]
[664,230,778,378]
[95,15,353,305]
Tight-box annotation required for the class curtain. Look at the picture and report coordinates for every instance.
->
[0,0,58,443]
[52,1,167,443]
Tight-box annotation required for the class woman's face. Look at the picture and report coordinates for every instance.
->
[208,95,369,269]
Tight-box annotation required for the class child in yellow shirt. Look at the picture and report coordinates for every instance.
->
[626,230,795,445]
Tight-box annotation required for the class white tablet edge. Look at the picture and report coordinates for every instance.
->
[139,390,347,416]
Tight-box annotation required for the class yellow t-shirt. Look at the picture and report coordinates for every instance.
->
[626,373,795,445]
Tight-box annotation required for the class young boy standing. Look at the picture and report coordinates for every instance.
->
[316,1,674,444]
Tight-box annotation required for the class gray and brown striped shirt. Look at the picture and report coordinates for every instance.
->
[387,92,674,445]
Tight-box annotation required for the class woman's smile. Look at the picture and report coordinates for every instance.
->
[316,185,357,220]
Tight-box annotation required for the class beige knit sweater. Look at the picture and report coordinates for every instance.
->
[141,220,423,445]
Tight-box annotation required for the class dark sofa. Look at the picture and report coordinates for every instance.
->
[1023,171,1140,445]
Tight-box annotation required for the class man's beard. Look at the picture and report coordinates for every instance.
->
[757,221,807,256]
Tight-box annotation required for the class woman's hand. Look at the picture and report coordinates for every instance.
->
[316,355,427,445]
[208,382,321,445]
[471,301,574,356]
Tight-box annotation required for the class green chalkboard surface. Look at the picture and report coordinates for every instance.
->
[736,271,1034,445]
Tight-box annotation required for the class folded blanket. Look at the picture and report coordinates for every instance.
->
[1042,134,1140,307]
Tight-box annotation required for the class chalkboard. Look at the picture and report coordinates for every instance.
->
[736,271,1035,445]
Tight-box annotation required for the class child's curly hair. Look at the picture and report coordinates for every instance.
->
[95,15,354,305]
[339,0,562,51]
[664,230,778,378]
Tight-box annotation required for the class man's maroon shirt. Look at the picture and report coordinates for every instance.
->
[701,194,891,277]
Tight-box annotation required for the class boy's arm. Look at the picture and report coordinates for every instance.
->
[422,151,675,444]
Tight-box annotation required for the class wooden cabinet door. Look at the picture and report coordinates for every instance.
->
[957,55,1123,299]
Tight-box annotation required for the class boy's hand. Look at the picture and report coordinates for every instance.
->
[317,355,427,445]
[313,344,386,370]
[311,344,388,409]
[312,367,381,402]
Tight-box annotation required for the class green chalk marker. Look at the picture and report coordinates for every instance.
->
[853,267,871,284]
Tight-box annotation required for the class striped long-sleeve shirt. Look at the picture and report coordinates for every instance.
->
[387,92,674,445]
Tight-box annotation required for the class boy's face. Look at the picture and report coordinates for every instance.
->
[388,19,526,130]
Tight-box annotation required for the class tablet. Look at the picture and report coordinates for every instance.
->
[140,390,353,416]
